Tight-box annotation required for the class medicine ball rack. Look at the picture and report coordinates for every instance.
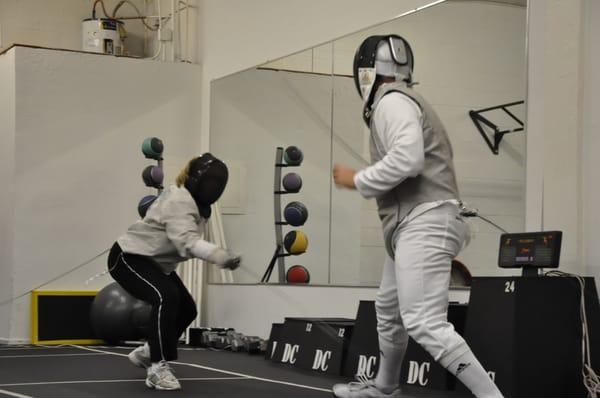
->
[142,137,164,194]
[261,146,304,283]
[137,137,164,218]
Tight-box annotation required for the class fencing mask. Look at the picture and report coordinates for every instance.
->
[184,153,228,219]
[353,34,414,107]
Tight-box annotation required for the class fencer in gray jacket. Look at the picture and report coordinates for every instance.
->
[108,153,240,391]
[332,35,503,398]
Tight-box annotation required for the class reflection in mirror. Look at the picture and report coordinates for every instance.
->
[329,0,527,285]
[209,43,334,284]
[209,0,527,285]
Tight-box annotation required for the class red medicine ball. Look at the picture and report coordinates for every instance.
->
[286,265,310,284]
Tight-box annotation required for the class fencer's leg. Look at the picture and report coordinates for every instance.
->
[374,256,409,393]
[170,272,198,339]
[394,205,503,398]
[332,256,407,398]
[441,351,502,398]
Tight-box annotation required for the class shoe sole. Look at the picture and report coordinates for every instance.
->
[145,379,181,391]
[330,387,398,398]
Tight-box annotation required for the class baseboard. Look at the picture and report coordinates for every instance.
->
[0,337,30,345]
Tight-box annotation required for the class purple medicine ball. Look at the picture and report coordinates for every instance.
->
[142,165,164,188]
[282,173,302,193]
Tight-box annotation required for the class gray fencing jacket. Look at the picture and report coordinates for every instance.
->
[360,82,459,257]
[118,185,210,274]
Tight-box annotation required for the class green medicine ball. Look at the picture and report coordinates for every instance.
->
[283,146,303,166]
[142,137,164,160]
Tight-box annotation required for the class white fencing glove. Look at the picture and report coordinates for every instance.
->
[190,240,241,270]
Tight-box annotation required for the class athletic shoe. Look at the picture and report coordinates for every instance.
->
[128,343,151,369]
[332,375,401,398]
[146,361,181,390]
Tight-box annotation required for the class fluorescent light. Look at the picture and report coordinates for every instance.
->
[393,0,448,19]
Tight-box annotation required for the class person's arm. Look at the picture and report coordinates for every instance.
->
[189,240,241,270]
[162,195,240,270]
[353,93,425,198]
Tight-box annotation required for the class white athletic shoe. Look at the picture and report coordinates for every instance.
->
[128,343,151,369]
[332,376,401,398]
[146,361,181,390]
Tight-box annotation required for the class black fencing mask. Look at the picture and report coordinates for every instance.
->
[185,153,228,218]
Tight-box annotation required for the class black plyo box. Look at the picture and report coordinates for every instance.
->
[461,276,600,398]
[265,323,284,360]
[399,303,467,390]
[343,301,380,378]
[271,318,354,375]
[343,300,468,391]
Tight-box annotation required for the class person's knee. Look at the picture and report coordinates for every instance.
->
[376,299,405,341]
[400,311,462,359]
[400,309,436,342]
[375,291,398,318]
[185,300,198,322]
[160,285,181,307]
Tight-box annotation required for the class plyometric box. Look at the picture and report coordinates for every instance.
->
[269,318,354,375]
[461,276,600,398]
[343,300,467,391]
[31,290,102,345]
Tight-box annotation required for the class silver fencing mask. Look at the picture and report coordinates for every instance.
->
[353,34,414,106]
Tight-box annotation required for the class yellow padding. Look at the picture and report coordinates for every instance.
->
[31,290,98,346]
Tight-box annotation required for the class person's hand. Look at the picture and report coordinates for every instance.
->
[222,253,241,270]
[333,164,357,189]
[209,248,242,270]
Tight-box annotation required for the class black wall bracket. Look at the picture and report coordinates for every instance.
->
[469,100,524,155]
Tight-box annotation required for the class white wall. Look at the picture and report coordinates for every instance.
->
[197,0,443,148]
[1,46,202,343]
[526,0,585,275]
[0,49,16,342]
[205,284,470,338]
[582,0,600,282]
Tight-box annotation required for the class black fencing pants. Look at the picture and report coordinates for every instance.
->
[108,242,197,362]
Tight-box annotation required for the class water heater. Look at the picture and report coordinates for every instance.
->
[82,18,123,55]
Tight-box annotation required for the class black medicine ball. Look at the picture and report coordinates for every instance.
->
[138,195,158,218]
[284,201,308,226]
[283,146,303,166]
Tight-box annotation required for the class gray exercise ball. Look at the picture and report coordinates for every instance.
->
[90,282,152,343]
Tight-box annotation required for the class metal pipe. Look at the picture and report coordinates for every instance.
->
[473,100,525,114]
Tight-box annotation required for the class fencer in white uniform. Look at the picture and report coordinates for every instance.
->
[332,35,503,398]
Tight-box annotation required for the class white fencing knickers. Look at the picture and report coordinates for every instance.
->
[375,202,471,366]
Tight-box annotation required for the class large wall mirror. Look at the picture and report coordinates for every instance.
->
[209,0,528,286]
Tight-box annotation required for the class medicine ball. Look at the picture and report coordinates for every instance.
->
[286,265,310,284]
[283,146,303,166]
[284,230,308,254]
[90,282,152,343]
[284,201,308,226]
[142,137,164,160]
[138,195,158,218]
[282,173,302,193]
[142,165,164,188]
[451,259,473,287]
